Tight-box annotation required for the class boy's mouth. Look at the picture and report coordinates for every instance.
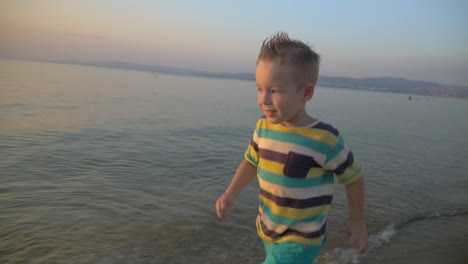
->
[264,110,277,117]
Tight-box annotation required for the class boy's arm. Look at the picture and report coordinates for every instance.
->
[216,159,257,220]
[345,176,369,255]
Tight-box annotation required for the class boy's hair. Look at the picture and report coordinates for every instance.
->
[257,32,320,87]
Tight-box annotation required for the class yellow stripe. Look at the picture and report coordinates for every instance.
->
[274,234,325,246]
[245,145,259,163]
[259,195,330,220]
[306,167,327,178]
[342,168,364,185]
[258,159,285,176]
[336,160,362,183]
[245,155,258,167]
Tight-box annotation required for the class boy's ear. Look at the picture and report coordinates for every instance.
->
[303,85,315,101]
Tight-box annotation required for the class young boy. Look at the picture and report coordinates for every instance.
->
[215,32,368,264]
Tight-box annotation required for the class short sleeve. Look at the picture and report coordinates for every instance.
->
[323,135,363,185]
[244,123,260,167]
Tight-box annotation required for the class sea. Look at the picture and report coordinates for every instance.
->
[1,59,467,264]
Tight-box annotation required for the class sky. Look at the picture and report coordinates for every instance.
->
[1,0,467,86]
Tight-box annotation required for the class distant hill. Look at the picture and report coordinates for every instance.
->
[53,60,468,99]
[317,76,468,99]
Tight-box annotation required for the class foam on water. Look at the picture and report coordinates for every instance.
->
[319,224,397,264]
[319,208,468,264]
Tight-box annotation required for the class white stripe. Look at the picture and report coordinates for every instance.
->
[289,219,326,233]
[260,207,288,234]
[253,130,258,143]
[258,177,334,200]
[258,138,327,166]
[325,147,349,171]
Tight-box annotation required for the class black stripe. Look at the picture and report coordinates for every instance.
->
[312,122,339,137]
[334,151,354,175]
[259,148,289,163]
[260,189,333,209]
[283,151,321,178]
[250,139,259,152]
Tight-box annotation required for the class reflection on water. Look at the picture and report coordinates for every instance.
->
[1,59,468,263]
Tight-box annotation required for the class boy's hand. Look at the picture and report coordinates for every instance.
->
[215,192,235,220]
[345,221,369,255]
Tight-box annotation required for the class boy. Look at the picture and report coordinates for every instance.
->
[215,32,368,264]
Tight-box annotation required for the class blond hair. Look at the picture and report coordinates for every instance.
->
[257,32,320,86]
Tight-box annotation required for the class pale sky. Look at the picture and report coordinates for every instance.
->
[1,0,467,86]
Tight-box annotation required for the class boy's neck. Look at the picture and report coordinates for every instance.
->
[280,113,317,128]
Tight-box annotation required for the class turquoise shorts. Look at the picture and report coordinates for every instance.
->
[262,236,327,264]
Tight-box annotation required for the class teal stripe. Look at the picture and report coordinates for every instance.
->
[325,136,345,164]
[245,153,258,165]
[257,128,332,155]
[259,200,326,225]
[258,167,334,188]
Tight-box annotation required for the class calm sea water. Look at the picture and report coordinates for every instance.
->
[1,59,467,264]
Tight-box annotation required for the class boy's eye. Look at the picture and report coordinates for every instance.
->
[271,89,278,94]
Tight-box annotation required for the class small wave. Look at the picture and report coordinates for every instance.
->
[319,208,468,264]
[319,224,397,264]
[0,103,26,108]
[45,105,78,110]
[396,208,468,229]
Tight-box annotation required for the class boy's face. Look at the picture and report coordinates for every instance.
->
[255,60,313,127]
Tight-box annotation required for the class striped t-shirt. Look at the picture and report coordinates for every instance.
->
[245,117,363,245]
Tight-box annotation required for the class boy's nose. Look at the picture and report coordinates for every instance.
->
[259,92,271,105]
